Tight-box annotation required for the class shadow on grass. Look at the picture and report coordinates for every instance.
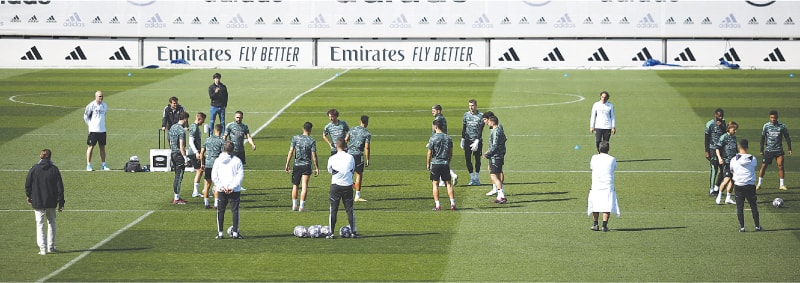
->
[61,247,151,253]
[512,191,569,197]
[358,232,440,238]
[616,158,671,163]
[614,226,687,232]
[500,181,557,186]
[506,197,576,204]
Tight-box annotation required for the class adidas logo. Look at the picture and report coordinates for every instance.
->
[11,15,21,23]
[91,16,102,24]
[390,14,410,28]
[536,17,547,25]
[519,17,529,24]
[701,17,712,25]
[766,17,777,25]
[637,13,657,28]
[227,14,247,28]
[145,13,165,28]
[500,17,511,25]
[65,46,87,60]
[272,17,283,25]
[338,17,348,25]
[209,17,220,25]
[748,17,759,25]
[191,17,202,25]
[109,46,131,61]
[372,17,383,25]
[618,17,630,25]
[764,48,786,62]
[173,17,184,24]
[683,17,694,25]
[720,47,741,62]
[455,17,465,25]
[20,46,43,61]
[290,17,301,25]
[555,13,575,28]
[543,48,565,62]
[632,47,653,61]
[498,48,520,62]
[255,17,265,25]
[719,13,740,28]
[583,17,593,25]
[473,14,492,28]
[309,14,329,28]
[28,15,38,23]
[665,17,676,25]
[64,12,85,27]
[354,17,365,25]
[588,47,609,61]
[418,17,429,25]
[109,16,119,24]
[436,17,447,25]
[785,17,795,25]
[673,47,696,62]
[46,15,57,23]
[127,17,138,24]
[601,17,612,25]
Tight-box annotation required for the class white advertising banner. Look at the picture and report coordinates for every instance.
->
[491,39,663,69]
[0,1,797,38]
[141,39,314,68]
[316,39,485,68]
[666,40,800,69]
[0,38,139,68]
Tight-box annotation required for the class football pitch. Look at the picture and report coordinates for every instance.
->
[1,68,799,282]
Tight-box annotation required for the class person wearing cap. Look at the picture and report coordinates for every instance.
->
[208,73,229,137]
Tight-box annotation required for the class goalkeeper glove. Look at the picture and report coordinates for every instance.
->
[460,138,465,149]
[470,139,480,152]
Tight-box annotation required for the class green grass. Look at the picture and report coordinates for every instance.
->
[1,69,799,282]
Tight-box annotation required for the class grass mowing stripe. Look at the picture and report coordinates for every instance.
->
[37,210,155,283]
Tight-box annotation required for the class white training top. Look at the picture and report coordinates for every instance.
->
[84,100,107,133]
[730,153,757,186]
[590,153,616,191]
[328,151,354,186]
[589,101,615,129]
[212,152,244,193]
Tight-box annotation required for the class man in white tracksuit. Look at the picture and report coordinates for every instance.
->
[212,141,244,239]
[587,141,620,232]
[730,139,762,232]
[589,91,616,153]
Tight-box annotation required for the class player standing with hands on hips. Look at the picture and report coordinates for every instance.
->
[730,139,762,232]
[26,149,65,255]
[589,91,616,153]
[427,119,456,211]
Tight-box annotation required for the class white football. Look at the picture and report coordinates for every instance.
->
[339,225,352,238]
[308,225,322,238]
[773,198,784,208]
[293,225,308,238]
[227,225,235,237]
[320,226,332,237]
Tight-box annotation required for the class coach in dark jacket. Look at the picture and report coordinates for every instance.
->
[162,96,186,131]
[25,149,65,255]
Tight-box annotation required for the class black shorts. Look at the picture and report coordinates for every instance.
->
[87,132,107,146]
[762,150,784,165]
[187,155,202,170]
[204,167,214,181]
[352,154,365,174]
[429,164,452,182]
[721,162,732,178]
[489,158,504,174]
[233,150,246,165]
[291,164,312,186]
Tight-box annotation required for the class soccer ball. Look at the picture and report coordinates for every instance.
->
[339,225,352,238]
[308,225,322,238]
[293,225,308,238]
[773,198,784,208]
[227,226,235,237]
[320,226,332,237]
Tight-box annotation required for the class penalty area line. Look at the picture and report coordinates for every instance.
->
[251,70,349,138]
[37,210,155,283]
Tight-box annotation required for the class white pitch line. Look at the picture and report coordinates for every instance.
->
[36,210,155,283]
[251,70,349,138]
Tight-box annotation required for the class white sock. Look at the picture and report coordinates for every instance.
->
[356,191,361,198]
[292,199,298,207]
[726,192,732,200]
[780,178,785,186]
[435,200,440,208]
[713,185,719,192]
[193,183,199,194]
[300,200,305,208]
[757,177,763,186]
[174,194,180,200]
[497,189,505,199]
[450,198,455,206]
[492,184,497,190]
[204,198,209,206]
